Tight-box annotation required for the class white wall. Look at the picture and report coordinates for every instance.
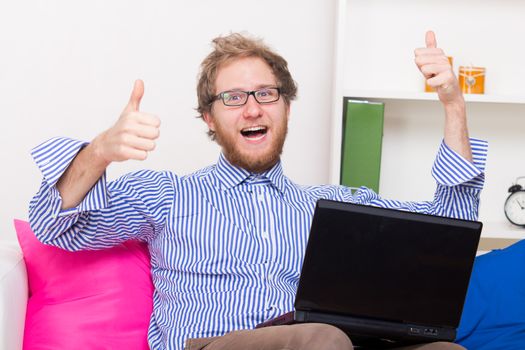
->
[0,0,337,241]
[342,0,525,95]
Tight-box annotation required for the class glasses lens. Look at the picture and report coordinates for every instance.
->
[222,91,247,106]
[255,88,279,103]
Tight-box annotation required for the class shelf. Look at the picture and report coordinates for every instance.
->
[477,221,525,240]
[330,0,525,241]
[343,90,525,104]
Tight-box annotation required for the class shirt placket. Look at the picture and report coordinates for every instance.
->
[252,184,280,316]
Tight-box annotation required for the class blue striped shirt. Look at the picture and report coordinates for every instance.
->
[29,137,487,350]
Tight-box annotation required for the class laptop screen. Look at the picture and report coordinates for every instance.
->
[295,199,482,328]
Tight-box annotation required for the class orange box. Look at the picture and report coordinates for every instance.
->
[459,66,486,94]
[425,56,453,92]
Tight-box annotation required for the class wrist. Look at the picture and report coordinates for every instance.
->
[443,92,465,109]
[443,96,466,117]
[87,136,112,170]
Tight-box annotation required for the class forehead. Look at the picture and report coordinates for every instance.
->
[215,56,277,92]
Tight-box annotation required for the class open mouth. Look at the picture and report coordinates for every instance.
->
[240,126,268,140]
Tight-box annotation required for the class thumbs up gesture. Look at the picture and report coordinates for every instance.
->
[414,31,462,105]
[91,80,161,164]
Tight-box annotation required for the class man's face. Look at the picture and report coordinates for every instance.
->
[204,57,290,173]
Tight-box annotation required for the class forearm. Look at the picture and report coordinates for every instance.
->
[443,98,473,163]
[358,138,487,220]
[30,167,174,250]
[57,142,110,209]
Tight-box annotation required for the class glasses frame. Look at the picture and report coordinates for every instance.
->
[213,87,281,107]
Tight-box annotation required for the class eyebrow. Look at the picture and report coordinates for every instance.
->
[221,84,278,92]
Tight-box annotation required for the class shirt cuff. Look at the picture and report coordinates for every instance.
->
[431,138,488,189]
[31,137,108,214]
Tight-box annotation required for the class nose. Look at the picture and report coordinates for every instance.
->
[242,94,263,119]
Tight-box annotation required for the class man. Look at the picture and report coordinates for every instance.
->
[30,31,486,350]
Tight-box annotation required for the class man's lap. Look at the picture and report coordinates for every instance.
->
[183,324,465,350]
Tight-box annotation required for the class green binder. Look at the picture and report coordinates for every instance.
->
[340,99,384,193]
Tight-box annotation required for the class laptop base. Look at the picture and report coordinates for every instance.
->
[256,310,456,346]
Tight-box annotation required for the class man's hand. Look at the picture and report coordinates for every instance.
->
[91,79,161,166]
[414,31,472,162]
[414,31,463,106]
[56,80,161,209]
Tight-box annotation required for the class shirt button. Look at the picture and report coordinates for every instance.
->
[262,231,269,239]
[258,194,265,202]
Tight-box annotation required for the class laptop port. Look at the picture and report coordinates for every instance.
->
[409,327,421,334]
[424,328,438,336]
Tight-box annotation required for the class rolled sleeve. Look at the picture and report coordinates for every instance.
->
[31,137,108,214]
[29,137,176,250]
[431,138,488,189]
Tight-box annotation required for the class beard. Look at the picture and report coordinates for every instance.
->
[214,118,288,174]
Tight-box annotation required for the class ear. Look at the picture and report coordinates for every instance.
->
[203,112,216,132]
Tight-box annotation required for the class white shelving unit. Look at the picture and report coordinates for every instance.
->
[330,0,525,239]
[343,90,525,105]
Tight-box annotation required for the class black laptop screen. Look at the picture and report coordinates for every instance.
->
[295,200,481,328]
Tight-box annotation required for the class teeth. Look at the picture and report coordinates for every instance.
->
[242,126,266,132]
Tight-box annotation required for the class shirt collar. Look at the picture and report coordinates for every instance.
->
[213,153,287,194]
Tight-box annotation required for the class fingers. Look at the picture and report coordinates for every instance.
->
[414,54,449,66]
[103,121,159,162]
[414,47,444,57]
[414,54,451,80]
[414,31,451,80]
[95,80,161,164]
[414,31,462,103]
[117,112,160,142]
[130,112,161,128]
[425,30,437,48]
[123,134,157,153]
[425,70,455,89]
[123,79,144,113]
[419,64,446,80]
[118,146,149,161]
[121,116,161,139]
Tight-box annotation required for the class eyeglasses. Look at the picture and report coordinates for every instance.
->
[214,87,281,106]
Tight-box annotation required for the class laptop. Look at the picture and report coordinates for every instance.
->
[256,199,482,346]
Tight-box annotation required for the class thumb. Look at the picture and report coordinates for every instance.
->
[124,79,144,113]
[425,30,437,48]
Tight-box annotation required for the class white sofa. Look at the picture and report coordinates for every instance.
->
[0,241,27,350]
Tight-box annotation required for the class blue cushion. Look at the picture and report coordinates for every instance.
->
[456,240,525,349]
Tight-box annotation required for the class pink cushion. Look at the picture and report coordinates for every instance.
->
[14,219,153,349]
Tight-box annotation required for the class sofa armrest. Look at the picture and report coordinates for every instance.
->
[0,241,27,350]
